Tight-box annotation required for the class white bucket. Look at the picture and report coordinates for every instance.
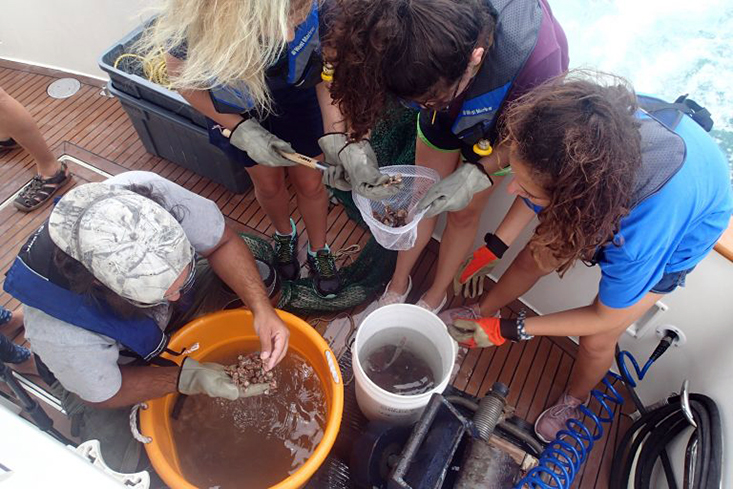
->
[352,304,458,425]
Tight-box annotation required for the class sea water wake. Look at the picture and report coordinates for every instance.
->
[552,0,733,181]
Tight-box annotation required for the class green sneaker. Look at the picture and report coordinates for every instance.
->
[306,246,342,298]
[272,220,300,281]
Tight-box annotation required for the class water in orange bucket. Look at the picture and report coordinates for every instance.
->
[140,309,344,488]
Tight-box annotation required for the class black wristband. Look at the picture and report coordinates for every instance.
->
[230,117,250,136]
[468,161,494,185]
[484,233,508,258]
[499,310,532,343]
[499,318,520,342]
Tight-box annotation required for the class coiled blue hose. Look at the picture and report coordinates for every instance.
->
[515,351,656,488]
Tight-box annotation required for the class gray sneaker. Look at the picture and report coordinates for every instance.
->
[534,392,588,443]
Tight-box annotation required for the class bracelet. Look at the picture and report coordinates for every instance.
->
[516,310,534,341]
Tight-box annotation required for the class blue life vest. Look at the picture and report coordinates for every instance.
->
[210,2,322,114]
[450,0,542,148]
[3,223,169,362]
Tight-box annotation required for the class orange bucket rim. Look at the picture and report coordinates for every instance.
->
[139,309,344,489]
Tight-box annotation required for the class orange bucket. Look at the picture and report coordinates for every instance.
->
[139,309,344,488]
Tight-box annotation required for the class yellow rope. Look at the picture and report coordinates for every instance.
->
[114,51,171,88]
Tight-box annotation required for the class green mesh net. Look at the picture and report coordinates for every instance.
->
[240,233,397,315]
[241,104,419,316]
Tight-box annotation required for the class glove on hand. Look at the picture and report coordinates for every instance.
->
[229,119,296,167]
[416,163,492,218]
[177,358,269,400]
[318,133,400,201]
[454,246,499,298]
[448,317,512,349]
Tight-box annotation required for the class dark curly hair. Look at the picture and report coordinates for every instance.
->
[323,0,495,139]
[502,72,643,275]
[53,184,187,319]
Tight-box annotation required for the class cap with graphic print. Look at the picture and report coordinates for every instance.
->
[48,182,193,304]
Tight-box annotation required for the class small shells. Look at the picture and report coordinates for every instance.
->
[225,353,277,394]
[384,174,403,187]
[373,204,409,227]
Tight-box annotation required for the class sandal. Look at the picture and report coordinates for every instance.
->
[13,161,72,212]
[0,137,19,151]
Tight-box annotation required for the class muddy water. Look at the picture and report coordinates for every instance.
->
[361,327,442,396]
[171,350,326,489]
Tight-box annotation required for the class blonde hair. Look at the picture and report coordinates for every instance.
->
[137,0,313,112]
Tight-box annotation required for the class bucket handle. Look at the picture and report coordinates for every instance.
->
[324,350,341,385]
[129,403,152,444]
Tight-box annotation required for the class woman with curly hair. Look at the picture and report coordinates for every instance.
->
[322,0,569,312]
[140,0,344,298]
[439,73,733,442]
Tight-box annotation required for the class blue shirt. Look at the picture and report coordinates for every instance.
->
[524,112,733,308]
[598,113,732,308]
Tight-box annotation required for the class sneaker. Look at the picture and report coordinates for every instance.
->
[534,392,588,443]
[378,276,412,307]
[306,247,342,298]
[272,220,300,281]
[415,294,448,314]
[0,137,19,151]
[0,334,31,364]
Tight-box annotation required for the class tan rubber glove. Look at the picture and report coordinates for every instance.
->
[318,133,400,201]
[416,163,492,218]
[177,358,269,400]
[229,119,296,167]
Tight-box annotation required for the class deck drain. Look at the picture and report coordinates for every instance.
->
[47,78,81,99]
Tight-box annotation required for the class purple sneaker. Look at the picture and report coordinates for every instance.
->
[534,392,588,443]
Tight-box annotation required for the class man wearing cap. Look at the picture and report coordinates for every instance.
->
[4,171,288,470]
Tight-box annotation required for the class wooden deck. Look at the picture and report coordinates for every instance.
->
[0,64,631,488]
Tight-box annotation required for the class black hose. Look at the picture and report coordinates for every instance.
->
[615,344,678,489]
[610,402,681,489]
[496,420,544,457]
[610,394,723,489]
[637,415,689,488]
[444,395,479,413]
[444,394,544,457]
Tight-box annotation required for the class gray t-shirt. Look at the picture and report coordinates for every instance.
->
[23,171,225,402]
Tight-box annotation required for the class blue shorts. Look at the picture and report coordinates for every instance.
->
[207,86,323,168]
[650,267,696,294]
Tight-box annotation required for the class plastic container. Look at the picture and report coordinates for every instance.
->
[98,22,208,128]
[352,304,457,425]
[108,82,252,193]
[139,309,344,489]
[353,165,440,251]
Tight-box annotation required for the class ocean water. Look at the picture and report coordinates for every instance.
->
[551,0,733,183]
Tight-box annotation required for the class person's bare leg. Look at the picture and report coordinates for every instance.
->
[287,165,329,250]
[420,181,500,307]
[494,197,537,245]
[245,165,293,235]
[0,87,60,177]
[478,244,552,316]
[386,141,461,296]
[568,292,662,399]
